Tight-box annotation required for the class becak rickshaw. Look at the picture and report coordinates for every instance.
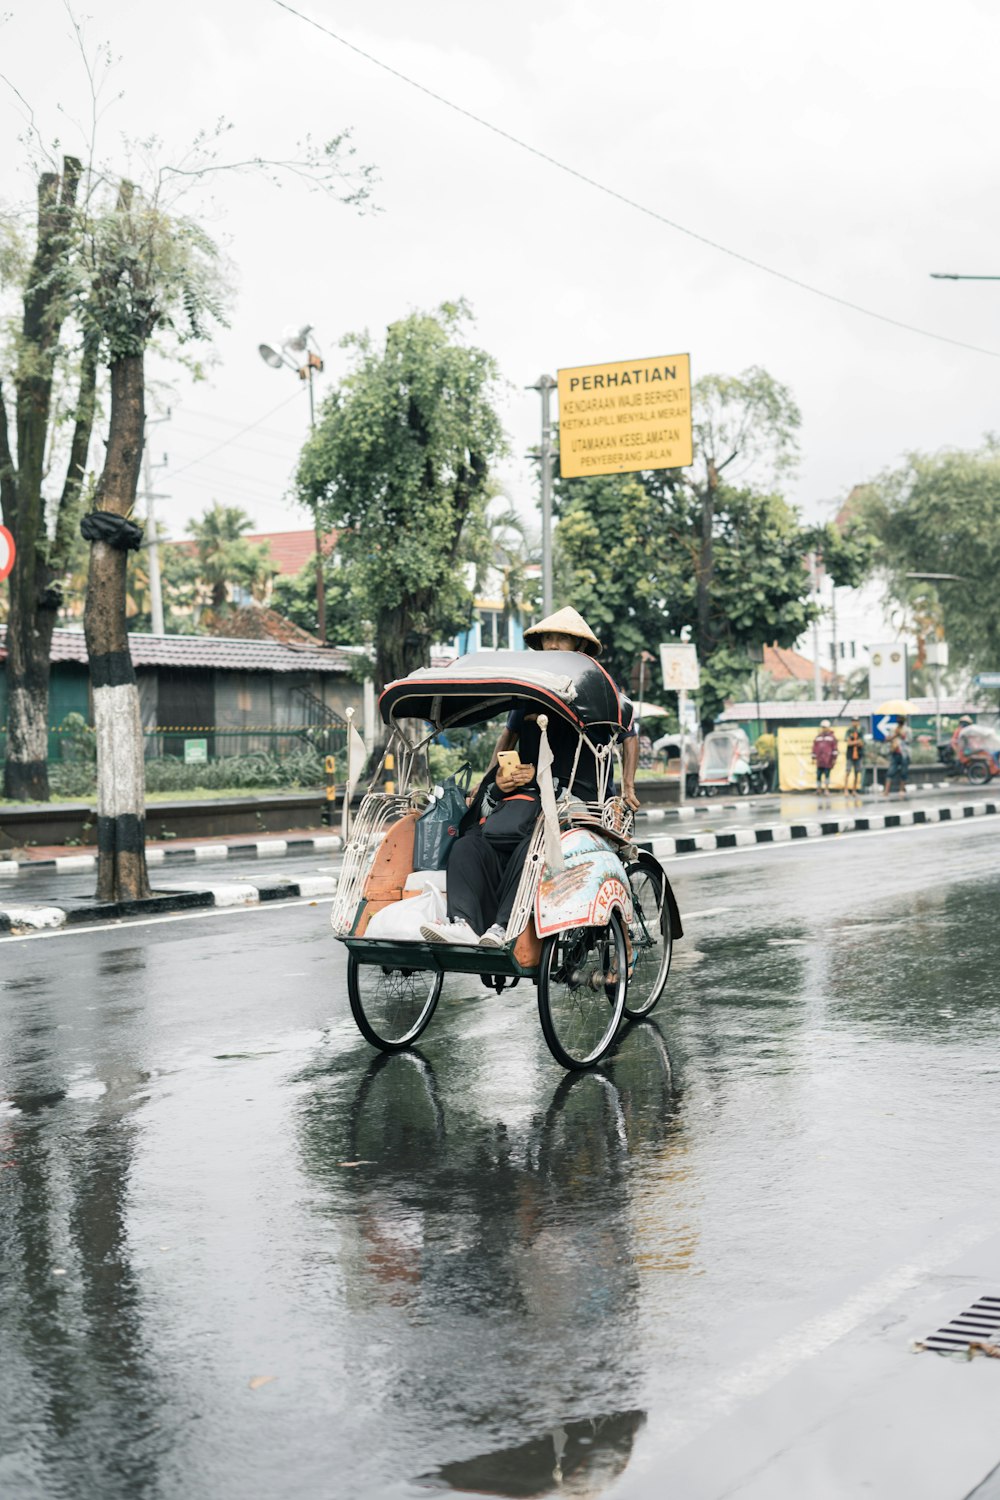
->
[951,722,1000,786]
[329,649,682,1069]
[697,725,762,796]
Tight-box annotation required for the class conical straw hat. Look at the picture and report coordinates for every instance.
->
[523,606,603,657]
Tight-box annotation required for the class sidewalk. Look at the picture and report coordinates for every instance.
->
[0,825,343,878]
[2,785,997,936]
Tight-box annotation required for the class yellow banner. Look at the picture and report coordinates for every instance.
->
[557,354,693,478]
[777,725,849,791]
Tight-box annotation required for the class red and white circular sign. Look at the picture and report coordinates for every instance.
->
[0,524,14,582]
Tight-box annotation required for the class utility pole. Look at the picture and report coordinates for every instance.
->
[142,411,171,635]
[830,583,839,697]
[259,326,326,642]
[528,374,556,614]
[810,550,823,703]
[304,355,326,643]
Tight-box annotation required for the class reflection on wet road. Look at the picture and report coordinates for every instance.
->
[1,817,1000,1498]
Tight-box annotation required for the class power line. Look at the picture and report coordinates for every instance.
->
[165,448,296,493]
[167,389,305,479]
[270,0,1000,361]
[170,408,306,442]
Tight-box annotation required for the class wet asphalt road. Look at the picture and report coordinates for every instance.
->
[2,815,1000,1499]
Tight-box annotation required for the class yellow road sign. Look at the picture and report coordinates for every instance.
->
[557,353,693,479]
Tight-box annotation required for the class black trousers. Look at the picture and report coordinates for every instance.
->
[446,824,534,935]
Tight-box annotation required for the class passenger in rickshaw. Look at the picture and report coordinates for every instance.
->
[420,607,638,949]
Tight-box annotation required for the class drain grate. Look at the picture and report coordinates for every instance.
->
[916,1295,1000,1354]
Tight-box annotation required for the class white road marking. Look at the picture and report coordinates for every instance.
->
[652,1218,995,1456]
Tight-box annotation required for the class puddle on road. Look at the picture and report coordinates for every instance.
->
[419,1408,646,1496]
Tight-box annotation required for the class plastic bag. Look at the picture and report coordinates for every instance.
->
[364,883,447,940]
[413,765,472,870]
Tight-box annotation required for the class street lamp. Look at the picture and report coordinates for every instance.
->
[258,324,328,642]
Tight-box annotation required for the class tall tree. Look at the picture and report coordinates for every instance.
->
[856,442,1000,673]
[556,471,816,721]
[271,555,368,644]
[75,177,229,899]
[687,367,801,667]
[0,157,98,800]
[297,302,507,694]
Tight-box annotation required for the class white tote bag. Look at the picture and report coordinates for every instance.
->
[364,884,447,941]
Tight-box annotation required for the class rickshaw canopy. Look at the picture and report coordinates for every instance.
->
[958,724,1000,755]
[701,727,751,776]
[379,649,634,737]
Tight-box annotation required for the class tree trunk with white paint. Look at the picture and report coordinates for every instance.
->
[83,353,150,903]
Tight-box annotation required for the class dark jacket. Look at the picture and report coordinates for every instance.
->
[812,730,838,770]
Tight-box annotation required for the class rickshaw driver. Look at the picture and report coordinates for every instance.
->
[421,607,639,949]
[491,607,641,812]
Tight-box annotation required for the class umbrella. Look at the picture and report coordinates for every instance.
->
[876,698,918,715]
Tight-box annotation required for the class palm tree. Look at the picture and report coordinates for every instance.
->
[475,500,537,644]
[187,503,275,609]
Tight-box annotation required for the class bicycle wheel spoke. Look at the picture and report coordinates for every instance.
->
[623,862,672,1019]
[348,957,441,1050]
[538,916,627,1069]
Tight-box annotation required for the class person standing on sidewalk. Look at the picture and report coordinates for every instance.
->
[884,716,910,799]
[811,719,839,793]
[844,717,866,796]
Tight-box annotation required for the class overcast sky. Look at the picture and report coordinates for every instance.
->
[3,0,999,544]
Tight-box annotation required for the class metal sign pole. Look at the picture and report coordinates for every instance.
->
[678,688,687,806]
[527,375,560,615]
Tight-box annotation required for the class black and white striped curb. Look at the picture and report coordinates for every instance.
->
[0,874,338,935]
[635,798,999,859]
[0,833,343,880]
[639,782,961,823]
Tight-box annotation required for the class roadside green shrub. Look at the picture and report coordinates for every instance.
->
[48,748,326,799]
[145,748,325,792]
[58,713,97,763]
[48,762,98,798]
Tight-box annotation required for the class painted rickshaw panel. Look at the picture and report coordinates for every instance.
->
[534,827,633,939]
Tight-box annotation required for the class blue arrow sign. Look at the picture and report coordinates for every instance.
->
[974,672,1000,688]
[871,714,896,741]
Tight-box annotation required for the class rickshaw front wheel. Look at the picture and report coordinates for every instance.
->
[966,759,991,786]
[537,913,628,1070]
[347,954,443,1052]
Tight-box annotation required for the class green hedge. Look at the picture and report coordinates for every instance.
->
[48,748,326,799]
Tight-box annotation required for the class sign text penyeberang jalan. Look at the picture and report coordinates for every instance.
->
[557,353,693,479]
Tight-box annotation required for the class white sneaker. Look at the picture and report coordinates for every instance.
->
[479,924,506,948]
[420,919,479,946]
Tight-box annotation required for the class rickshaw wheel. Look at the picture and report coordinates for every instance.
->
[537,913,628,1070]
[966,759,991,786]
[347,954,443,1052]
[622,858,673,1019]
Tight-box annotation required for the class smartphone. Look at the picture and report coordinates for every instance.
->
[497,750,522,774]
